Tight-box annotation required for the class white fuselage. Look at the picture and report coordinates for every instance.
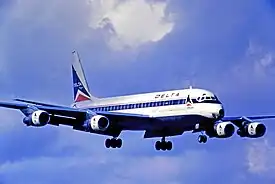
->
[74,88,224,121]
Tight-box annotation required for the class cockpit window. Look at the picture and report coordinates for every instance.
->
[195,94,221,104]
[197,94,212,102]
[205,96,211,100]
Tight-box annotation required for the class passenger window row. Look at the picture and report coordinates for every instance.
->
[91,98,220,112]
[91,99,185,111]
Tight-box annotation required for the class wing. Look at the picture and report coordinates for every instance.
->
[222,115,275,127]
[0,101,154,132]
[0,101,87,117]
[13,98,68,108]
[0,101,151,118]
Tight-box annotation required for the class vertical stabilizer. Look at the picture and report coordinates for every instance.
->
[72,51,98,104]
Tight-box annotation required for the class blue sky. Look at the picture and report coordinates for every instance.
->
[1,0,275,183]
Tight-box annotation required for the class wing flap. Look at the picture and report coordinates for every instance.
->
[144,128,184,138]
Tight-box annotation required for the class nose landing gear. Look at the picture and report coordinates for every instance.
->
[198,134,207,143]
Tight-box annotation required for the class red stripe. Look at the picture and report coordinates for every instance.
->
[75,94,90,102]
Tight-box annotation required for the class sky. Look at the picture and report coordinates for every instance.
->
[1,0,275,183]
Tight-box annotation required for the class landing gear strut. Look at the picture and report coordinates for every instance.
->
[105,138,122,148]
[198,134,207,143]
[155,137,172,151]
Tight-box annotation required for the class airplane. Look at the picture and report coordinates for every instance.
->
[0,50,274,151]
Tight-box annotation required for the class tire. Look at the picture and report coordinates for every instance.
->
[110,139,116,148]
[155,141,161,150]
[202,135,207,143]
[166,141,172,150]
[198,135,203,143]
[116,138,122,148]
[105,139,111,148]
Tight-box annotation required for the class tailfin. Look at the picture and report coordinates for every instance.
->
[72,51,98,104]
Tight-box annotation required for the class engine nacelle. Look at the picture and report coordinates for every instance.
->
[237,122,266,138]
[212,122,235,138]
[84,115,109,131]
[23,110,50,126]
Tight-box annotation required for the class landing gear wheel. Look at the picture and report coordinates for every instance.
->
[110,139,116,148]
[105,139,111,148]
[155,141,161,150]
[116,138,122,148]
[198,135,207,143]
[105,138,123,148]
[166,141,172,150]
[160,142,166,151]
[155,139,173,151]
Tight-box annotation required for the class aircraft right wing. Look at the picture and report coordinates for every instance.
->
[222,115,275,127]
[0,101,155,130]
[14,98,69,108]
[0,100,199,138]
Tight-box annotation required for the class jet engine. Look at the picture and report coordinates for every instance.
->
[84,115,109,131]
[237,122,266,138]
[206,122,235,138]
[23,110,51,126]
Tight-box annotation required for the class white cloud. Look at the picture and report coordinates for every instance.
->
[0,149,207,184]
[246,42,275,78]
[2,0,174,51]
[88,0,175,50]
[246,139,275,177]
[231,41,275,87]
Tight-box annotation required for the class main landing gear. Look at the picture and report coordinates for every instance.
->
[155,137,172,151]
[198,134,207,143]
[105,138,122,148]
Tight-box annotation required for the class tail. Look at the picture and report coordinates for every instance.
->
[71,51,98,105]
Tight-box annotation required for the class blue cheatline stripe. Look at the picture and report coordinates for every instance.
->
[89,98,221,112]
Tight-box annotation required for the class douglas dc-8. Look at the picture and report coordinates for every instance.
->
[0,51,274,151]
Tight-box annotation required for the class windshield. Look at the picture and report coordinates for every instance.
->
[196,94,221,104]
